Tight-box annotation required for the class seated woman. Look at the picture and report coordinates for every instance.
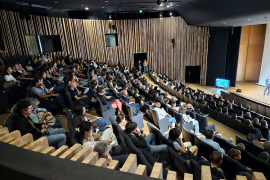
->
[27,98,62,128]
[94,141,128,168]
[179,106,201,136]
[97,87,122,114]
[134,88,140,96]
[168,128,198,158]
[73,105,107,133]
[116,113,126,131]
[69,82,95,107]
[69,73,88,90]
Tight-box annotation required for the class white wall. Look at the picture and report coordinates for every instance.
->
[258,23,270,86]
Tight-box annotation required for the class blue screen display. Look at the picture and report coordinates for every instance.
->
[216,79,230,88]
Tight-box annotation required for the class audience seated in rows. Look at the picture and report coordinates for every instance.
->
[153,102,176,129]
[200,130,225,154]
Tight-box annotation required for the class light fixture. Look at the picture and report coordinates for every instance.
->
[119,9,121,10]
[81,4,84,6]
[85,7,89,10]
[105,1,108,2]
[54,1,58,3]
[170,12,173,16]
[109,14,112,19]
[176,5,178,6]
[159,12,162,17]
[166,5,170,8]
[139,9,143,13]
[102,7,104,8]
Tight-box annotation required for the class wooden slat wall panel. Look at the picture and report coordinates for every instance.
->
[0,9,209,85]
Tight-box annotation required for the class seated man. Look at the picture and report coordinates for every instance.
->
[121,90,140,111]
[171,102,180,112]
[97,87,122,114]
[244,120,266,141]
[186,103,204,115]
[69,82,94,105]
[228,148,252,171]
[200,130,225,154]
[31,77,70,113]
[153,102,176,128]
[210,151,225,180]
[39,71,64,93]
[258,152,269,163]
[125,121,168,163]
[179,106,201,135]
[15,100,66,148]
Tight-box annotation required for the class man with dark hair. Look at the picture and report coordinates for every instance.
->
[121,90,140,111]
[210,151,225,179]
[39,71,64,93]
[228,148,252,171]
[31,77,70,113]
[236,143,245,150]
[15,100,66,148]
[125,121,168,162]
[258,152,269,163]
[247,133,255,142]
[200,130,225,154]
[244,120,266,141]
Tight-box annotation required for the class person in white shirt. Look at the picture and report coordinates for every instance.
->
[171,102,180,112]
[153,102,175,128]
[3,66,18,82]
[25,60,34,71]
[179,106,201,135]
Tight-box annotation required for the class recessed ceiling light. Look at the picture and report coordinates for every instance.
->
[176,5,178,6]
[54,1,57,3]
[105,1,108,2]
[160,4,163,6]
[85,7,89,10]
[166,5,170,8]
[81,4,84,6]
[119,9,121,10]
[102,7,104,8]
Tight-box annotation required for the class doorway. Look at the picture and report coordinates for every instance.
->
[134,53,147,71]
[185,66,201,83]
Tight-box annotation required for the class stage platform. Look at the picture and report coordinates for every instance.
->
[185,82,270,106]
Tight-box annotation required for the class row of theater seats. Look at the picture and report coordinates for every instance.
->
[1,55,27,67]
[0,124,179,180]
[221,91,270,119]
[148,73,270,179]
[150,73,270,140]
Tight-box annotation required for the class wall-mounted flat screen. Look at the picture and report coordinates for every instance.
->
[38,35,62,53]
[105,34,118,47]
[216,78,230,88]
[25,35,41,55]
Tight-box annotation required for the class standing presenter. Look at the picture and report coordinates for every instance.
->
[143,59,148,74]
[264,76,270,96]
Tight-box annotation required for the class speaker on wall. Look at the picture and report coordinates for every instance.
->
[236,89,242,93]
[172,39,175,43]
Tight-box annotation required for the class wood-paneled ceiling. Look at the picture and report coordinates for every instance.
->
[1,0,270,27]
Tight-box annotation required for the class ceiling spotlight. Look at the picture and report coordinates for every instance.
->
[105,1,108,2]
[159,13,162,17]
[170,12,173,16]
[85,7,89,10]
[54,1,58,3]
[102,7,104,8]
[176,5,178,6]
[166,5,170,8]
[81,4,84,6]
[139,9,143,13]
[109,14,111,19]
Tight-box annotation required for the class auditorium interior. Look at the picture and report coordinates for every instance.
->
[1,0,270,179]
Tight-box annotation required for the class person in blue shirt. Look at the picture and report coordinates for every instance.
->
[138,60,141,72]
[120,90,140,112]
[264,76,270,96]
[200,129,225,154]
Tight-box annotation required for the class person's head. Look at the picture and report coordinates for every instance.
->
[237,110,244,117]
[17,100,33,116]
[252,118,259,125]
[73,105,86,115]
[231,113,237,120]
[171,102,176,108]
[125,122,137,134]
[210,151,223,166]
[78,121,93,143]
[205,130,214,140]
[164,98,169,104]
[258,152,269,162]
[116,113,125,124]
[243,119,251,126]
[94,141,110,158]
[144,59,146,62]
[39,71,47,78]
[247,133,255,142]
[134,88,139,94]
[171,96,178,102]
[263,141,270,150]
[222,107,228,114]
[216,107,222,113]
[164,92,169,97]
[155,102,161,108]
[169,128,181,141]
[70,82,77,89]
[179,106,187,114]
[26,98,40,111]
[99,87,105,95]
[227,103,233,109]
[202,100,207,106]
[236,143,245,150]
[122,90,128,96]
[228,148,241,160]
[261,120,268,128]
[33,77,43,87]
[5,65,13,75]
